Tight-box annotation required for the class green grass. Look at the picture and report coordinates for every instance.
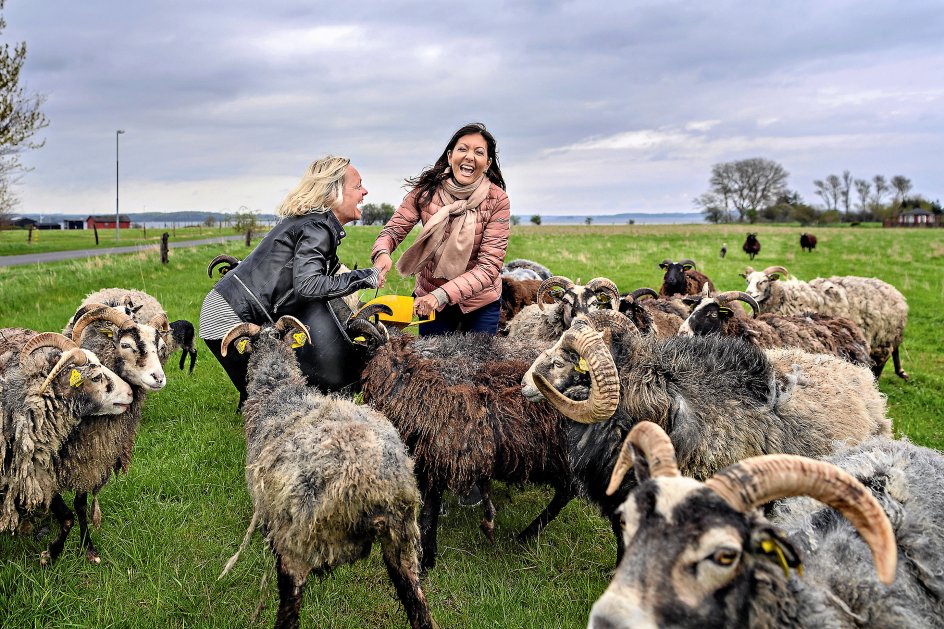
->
[0,226,253,256]
[0,223,942,627]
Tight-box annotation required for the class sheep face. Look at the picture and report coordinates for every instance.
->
[677,299,731,337]
[588,479,787,629]
[742,267,787,305]
[109,325,168,391]
[658,260,694,297]
[521,327,590,403]
[34,348,135,415]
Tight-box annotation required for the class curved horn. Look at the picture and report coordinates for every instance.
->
[629,287,658,302]
[207,254,240,278]
[586,309,640,338]
[537,276,575,311]
[347,318,389,347]
[606,421,680,495]
[705,455,897,585]
[351,304,395,322]
[147,312,171,333]
[586,278,620,309]
[678,258,696,269]
[274,316,310,348]
[20,333,82,365]
[761,266,789,278]
[659,259,673,268]
[220,322,261,357]
[71,307,135,343]
[714,291,759,318]
[40,347,91,394]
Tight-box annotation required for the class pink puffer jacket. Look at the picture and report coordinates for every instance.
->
[372,183,510,313]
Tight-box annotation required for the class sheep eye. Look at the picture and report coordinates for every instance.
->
[619,515,626,528]
[711,549,739,566]
[120,343,134,350]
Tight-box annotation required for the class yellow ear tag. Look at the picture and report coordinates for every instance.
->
[574,357,589,373]
[100,328,113,338]
[291,332,307,349]
[353,336,366,343]
[236,338,249,354]
[69,368,83,388]
[760,539,800,579]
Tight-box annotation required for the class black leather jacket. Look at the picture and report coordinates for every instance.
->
[214,211,373,323]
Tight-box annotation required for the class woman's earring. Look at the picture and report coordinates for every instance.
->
[443,166,451,174]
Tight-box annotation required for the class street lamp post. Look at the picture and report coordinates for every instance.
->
[115,129,125,242]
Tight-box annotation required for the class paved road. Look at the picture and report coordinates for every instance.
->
[0,235,244,268]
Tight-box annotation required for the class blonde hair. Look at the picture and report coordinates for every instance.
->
[277,155,351,218]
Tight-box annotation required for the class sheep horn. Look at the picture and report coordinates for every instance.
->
[221,323,261,357]
[705,454,897,585]
[40,347,91,394]
[659,259,673,268]
[71,307,135,343]
[629,287,658,302]
[679,259,696,269]
[147,312,171,333]
[714,291,759,318]
[762,266,789,278]
[208,254,240,278]
[274,316,310,348]
[20,333,83,366]
[586,278,620,309]
[537,276,575,311]
[606,421,680,495]
[533,320,620,424]
[347,318,388,346]
[351,304,395,322]
[586,309,639,338]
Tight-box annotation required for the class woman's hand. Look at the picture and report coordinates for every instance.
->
[374,253,393,288]
[414,294,439,318]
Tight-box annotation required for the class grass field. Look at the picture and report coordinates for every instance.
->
[0,226,250,256]
[0,223,941,628]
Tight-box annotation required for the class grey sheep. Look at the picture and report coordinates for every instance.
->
[678,289,872,368]
[218,317,435,629]
[521,310,890,563]
[657,259,714,297]
[618,287,687,338]
[501,258,553,281]
[742,265,909,379]
[588,422,943,629]
[505,275,620,342]
[0,331,132,563]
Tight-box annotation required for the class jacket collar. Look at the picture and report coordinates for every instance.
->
[325,210,346,241]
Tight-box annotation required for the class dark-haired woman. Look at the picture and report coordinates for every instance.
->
[371,122,510,336]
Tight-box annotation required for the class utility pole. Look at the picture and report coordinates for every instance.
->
[116,129,125,242]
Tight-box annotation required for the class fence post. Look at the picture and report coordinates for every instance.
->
[160,232,170,264]
[27,225,33,243]
[245,229,252,247]
[93,223,99,245]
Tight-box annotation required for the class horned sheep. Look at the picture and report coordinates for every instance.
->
[657,259,714,297]
[521,310,890,562]
[504,276,620,342]
[742,265,909,379]
[0,331,132,564]
[500,258,552,281]
[588,422,944,629]
[217,317,436,629]
[618,288,687,338]
[678,289,872,368]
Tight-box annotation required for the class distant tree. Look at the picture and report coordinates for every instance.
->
[0,1,50,221]
[813,174,842,211]
[700,157,789,222]
[233,207,259,232]
[695,192,731,224]
[359,202,396,226]
[854,179,871,212]
[530,214,541,225]
[584,216,593,225]
[840,170,853,215]
[203,215,217,228]
[510,215,521,226]
[626,219,635,225]
[872,175,890,206]
[890,175,913,205]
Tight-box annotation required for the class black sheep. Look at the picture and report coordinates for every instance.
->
[742,233,761,259]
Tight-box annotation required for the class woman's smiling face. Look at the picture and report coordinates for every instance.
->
[448,133,491,185]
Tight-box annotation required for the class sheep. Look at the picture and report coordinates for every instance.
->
[800,232,817,252]
[217,316,436,629]
[520,309,890,563]
[618,288,687,338]
[501,258,552,281]
[587,422,944,629]
[678,289,872,368]
[720,242,727,258]
[498,277,559,331]
[742,265,909,379]
[742,233,761,259]
[71,287,197,374]
[0,331,133,563]
[359,326,577,571]
[504,276,620,342]
[657,259,714,298]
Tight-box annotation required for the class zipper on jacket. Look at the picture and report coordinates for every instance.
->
[273,290,292,313]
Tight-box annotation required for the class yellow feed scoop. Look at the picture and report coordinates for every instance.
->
[355,295,434,329]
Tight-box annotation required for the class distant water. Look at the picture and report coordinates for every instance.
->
[532,212,703,225]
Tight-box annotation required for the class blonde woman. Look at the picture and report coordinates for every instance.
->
[199,156,379,404]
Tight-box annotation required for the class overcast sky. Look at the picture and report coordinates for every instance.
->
[5,1,942,217]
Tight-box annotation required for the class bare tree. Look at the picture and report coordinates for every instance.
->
[841,170,853,215]
[813,174,843,211]
[854,179,871,212]
[872,175,890,206]
[0,1,49,221]
[704,157,789,222]
[890,175,913,205]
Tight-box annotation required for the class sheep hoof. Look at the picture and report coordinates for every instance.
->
[39,551,51,567]
[479,520,495,542]
[86,549,101,564]
[897,370,910,381]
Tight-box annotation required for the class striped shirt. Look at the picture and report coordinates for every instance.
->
[198,289,243,340]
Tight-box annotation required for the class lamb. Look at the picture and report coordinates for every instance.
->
[521,309,890,563]
[742,265,909,379]
[742,232,761,259]
[678,289,872,367]
[0,331,133,563]
[800,232,817,252]
[359,326,577,571]
[500,258,552,281]
[657,259,714,297]
[71,287,197,374]
[504,276,620,342]
[217,316,436,629]
[588,421,944,629]
[618,288,687,338]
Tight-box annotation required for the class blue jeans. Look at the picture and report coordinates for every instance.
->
[418,298,502,336]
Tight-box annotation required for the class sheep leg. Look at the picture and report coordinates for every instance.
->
[73,492,101,564]
[516,484,575,542]
[479,480,496,542]
[610,512,626,566]
[380,537,436,629]
[892,346,909,380]
[274,554,307,629]
[41,494,74,566]
[419,485,443,571]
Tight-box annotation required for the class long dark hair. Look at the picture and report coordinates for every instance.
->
[405,122,506,208]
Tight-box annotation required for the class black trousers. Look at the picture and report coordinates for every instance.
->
[204,338,250,408]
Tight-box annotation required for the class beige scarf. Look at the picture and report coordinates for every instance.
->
[396,174,491,279]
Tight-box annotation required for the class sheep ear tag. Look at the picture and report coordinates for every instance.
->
[760,538,803,579]
[291,332,308,348]
[99,326,114,338]
[574,358,589,373]
[236,338,250,354]
[69,369,83,388]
